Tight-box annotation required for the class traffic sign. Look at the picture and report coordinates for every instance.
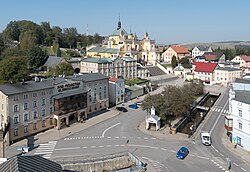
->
[232,137,237,145]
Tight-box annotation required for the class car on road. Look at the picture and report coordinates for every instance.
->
[176,147,189,159]
[136,101,142,105]
[128,104,138,109]
[200,131,211,146]
[116,106,128,112]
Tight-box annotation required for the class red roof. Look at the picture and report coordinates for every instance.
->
[170,45,189,54]
[193,62,217,73]
[203,52,223,61]
[109,77,119,82]
[240,55,250,62]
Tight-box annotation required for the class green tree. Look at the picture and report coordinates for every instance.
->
[0,33,5,56]
[54,63,74,76]
[179,58,191,68]
[27,46,48,69]
[171,56,177,68]
[0,56,29,82]
[19,31,36,50]
[63,27,78,49]
[41,22,52,45]
[2,21,20,41]
[57,48,61,57]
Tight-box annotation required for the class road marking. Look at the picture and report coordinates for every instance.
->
[170,150,176,153]
[120,144,125,147]
[189,154,195,157]
[98,146,104,148]
[161,148,167,151]
[106,145,111,147]
[127,144,159,150]
[107,136,111,139]
[214,148,219,152]
[210,100,228,135]
[137,137,141,139]
[241,168,247,171]
[219,153,224,157]
[151,138,156,140]
[122,136,126,139]
[82,147,87,149]
[233,162,239,166]
[115,136,119,139]
[114,145,119,147]
[144,137,148,139]
[102,122,121,138]
[197,156,209,160]
[55,147,80,151]
[90,146,96,148]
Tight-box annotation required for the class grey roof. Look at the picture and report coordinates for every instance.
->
[121,57,136,62]
[234,78,250,84]
[0,155,62,172]
[111,28,128,36]
[234,90,250,104]
[43,56,64,68]
[125,85,143,92]
[216,66,242,71]
[67,58,82,63]
[0,77,66,96]
[68,73,109,82]
[88,46,119,54]
[197,46,211,51]
[82,57,113,63]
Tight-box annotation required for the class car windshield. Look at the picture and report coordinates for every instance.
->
[179,149,185,154]
[203,136,210,141]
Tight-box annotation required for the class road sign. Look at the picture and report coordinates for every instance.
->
[232,137,237,145]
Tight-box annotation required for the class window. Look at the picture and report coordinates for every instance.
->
[23,102,28,110]
[24,126,28,133]
[50,97,53,104]
[89,95,92,102]
[33,101,37,108]
[14,115,19,124]
[23,94,28,99]
[42,91,46,96]
[33,92,38,97]
[239,122,242,130]
[14,128,18,136]
[99,92,102,100]
[42,120,46,127]
[13,96,19,101]
[13,105,19,112]
[23,113,29,122]
[41,109,46,117]
[33,111,38,119]
[33,123,37,130]
[42,98,46,106]
[50,107,53,114]
[239,109,242,117]
[94,93,97,102]
[49,90,53,94]
[50,118,53,125]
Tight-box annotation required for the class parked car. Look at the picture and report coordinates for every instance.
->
[136,101,142,105]
[200,131,211,146]
[116,106,128,112]
[176,147,189,159]
[128,104,138,109]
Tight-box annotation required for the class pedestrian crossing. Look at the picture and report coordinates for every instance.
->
[210,107,229,114]
[34,141,57,159]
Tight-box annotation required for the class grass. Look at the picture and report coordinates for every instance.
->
[125,78,149,86]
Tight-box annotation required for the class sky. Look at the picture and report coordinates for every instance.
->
[0,0,249,44]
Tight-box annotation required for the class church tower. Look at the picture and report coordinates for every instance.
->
[117,15,121,30]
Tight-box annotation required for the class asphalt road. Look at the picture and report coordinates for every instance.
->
[31,80,250,172]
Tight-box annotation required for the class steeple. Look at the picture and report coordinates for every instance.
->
[117,14,121,30]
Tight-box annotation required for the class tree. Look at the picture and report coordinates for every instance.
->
[41,22,52,45]
[3,21,20,41]
[0,33,5,56]
[27,46,48,69]
[53,63,74,76]
[171,56,177,68]
[0,56,29,82]
[63,27,78,49]
[19,31,36,50]
[179,58,191,68]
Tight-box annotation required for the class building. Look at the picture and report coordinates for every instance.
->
[231,55,250,68]
[214,67,242,86]
[193,62,217,85]
[192,46,212,58]
[161,45,190,63]
[108,77,125,106]
[0,155,63,172]
[41,56,66,72]
[124,85,144,102]
[203,52,225,62]
[80,57,137,79]
[89,18,160,65]
[229,78,250,151]
[0,73,109,144]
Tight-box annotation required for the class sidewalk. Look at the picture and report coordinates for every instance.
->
[221,129,250,164]
[5,109,120,158]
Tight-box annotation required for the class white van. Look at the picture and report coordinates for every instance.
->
[200,132,211,146]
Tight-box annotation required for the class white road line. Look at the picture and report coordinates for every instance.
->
[55,147,80,151]
[90,146,96,148]
[233,162,239,167]
[122,136,126,139]
[115,136,119,139]
[102,122,121,138]
[170,150,176,153]
[114,145,119,147]
[214,148,219,152]
[210,100,228,135]
[211,145,215,148]
[82,147,87,149]
[151,138,156,140]
[161,148,167,151]
[189,154,195,157]
[106,145,111,147]
[241,168,247,171]
[127,144,159,150]
[107,136,111,139]
[34,151,53,154]
[219,153,224,157]
[197,156,209,160]
[144,137,148,139]
[120,144,125,147]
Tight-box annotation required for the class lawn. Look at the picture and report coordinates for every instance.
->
[125,78,149,86]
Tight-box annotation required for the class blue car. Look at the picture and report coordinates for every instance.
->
[176,147,189,159]
[128,104,138,109]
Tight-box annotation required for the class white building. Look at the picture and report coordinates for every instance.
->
[229,78,250,151]
[108,77,125,106]
[192,46,212,58]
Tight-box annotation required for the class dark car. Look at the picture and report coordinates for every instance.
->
[128,104,138,109]
[116,106,128,112]
[176,147,189,159]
